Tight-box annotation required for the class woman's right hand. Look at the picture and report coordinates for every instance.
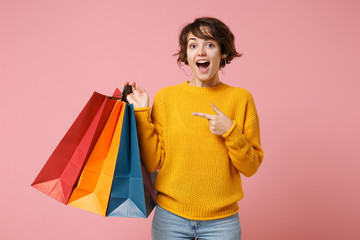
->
[123,81,149,108]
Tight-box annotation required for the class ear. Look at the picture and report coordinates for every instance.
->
[221,53,227,59]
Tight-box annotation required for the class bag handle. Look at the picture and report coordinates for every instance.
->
[121,85,133,103]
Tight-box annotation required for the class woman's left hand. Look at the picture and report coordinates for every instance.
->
[192,103,233,136]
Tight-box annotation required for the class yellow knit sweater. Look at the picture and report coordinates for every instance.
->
[134,81,263,220]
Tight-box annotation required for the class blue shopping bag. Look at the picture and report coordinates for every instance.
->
[107,104,156,218]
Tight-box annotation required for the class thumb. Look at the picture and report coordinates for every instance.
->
[211,103,224,116]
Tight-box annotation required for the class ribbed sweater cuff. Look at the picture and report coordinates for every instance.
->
[134,107,151,123]
[222,121,237,138]
[223,121,247,143]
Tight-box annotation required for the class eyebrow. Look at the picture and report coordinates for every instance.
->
[187,37,217,43]
[187,37,198,42]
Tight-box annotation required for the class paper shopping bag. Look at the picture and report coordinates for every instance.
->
[31,92,117,204]
[68,101,125,216]
[107,104,156,218]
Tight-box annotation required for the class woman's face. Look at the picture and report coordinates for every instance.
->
[186,31,225,84]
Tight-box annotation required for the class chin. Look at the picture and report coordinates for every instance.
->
[197,73,217,82]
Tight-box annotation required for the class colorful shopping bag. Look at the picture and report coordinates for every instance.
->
[33,88,156,218]
[68,101,125,216]
[31,92,117,203]
[107,104,156,218]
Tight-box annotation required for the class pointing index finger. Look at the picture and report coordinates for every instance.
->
[192,112,215,120]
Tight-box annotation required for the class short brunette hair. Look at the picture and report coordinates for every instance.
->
[175,17,242,68]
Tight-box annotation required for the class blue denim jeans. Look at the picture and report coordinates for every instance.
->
[152,205,241,240]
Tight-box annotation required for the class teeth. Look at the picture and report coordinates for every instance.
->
[197,60,209,63]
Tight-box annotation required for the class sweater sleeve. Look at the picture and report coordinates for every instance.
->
[134,92,165,173]
[222,94,264,177]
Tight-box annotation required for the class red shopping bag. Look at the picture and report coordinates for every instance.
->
[32,92,118,203]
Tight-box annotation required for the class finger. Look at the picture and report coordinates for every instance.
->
[132,81,137,90]
[138,85,147,95]
[132,88,141,97]
[211,103,224,116]
[136,85,145,95]
[192,112,214,120]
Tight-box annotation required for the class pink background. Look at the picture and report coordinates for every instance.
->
[1,0,359,239]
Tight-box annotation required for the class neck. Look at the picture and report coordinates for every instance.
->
[189,74,221,88]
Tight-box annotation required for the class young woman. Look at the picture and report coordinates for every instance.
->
[125,17,263,240]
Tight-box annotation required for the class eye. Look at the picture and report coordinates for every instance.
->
[207,42,215,48]
[188,44,196,49]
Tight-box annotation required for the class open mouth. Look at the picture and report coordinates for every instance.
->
[196,60,210,72]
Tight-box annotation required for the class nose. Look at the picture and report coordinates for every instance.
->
[197,46,206,56]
